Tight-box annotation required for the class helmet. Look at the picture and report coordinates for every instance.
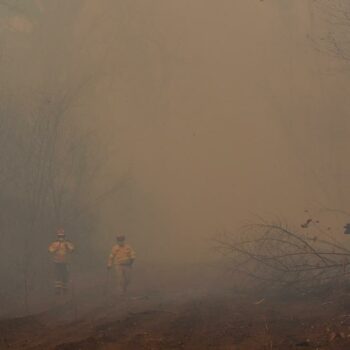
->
[116,235,125,242]
[56,228,65,237]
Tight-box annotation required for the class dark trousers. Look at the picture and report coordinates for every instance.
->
[54,263,69,293]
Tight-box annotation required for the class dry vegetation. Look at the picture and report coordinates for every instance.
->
[215,217,350,293]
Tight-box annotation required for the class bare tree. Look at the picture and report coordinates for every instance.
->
[215,217,350,293]
[312,1,350,61]
[0,1,129,315]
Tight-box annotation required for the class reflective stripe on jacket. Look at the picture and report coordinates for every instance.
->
[49,241,74,263]
[108,244,135,266]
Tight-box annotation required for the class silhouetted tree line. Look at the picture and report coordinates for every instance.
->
[0,1,127,315]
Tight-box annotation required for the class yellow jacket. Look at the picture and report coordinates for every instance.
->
[108,244,135,266]
[48,240,74,263]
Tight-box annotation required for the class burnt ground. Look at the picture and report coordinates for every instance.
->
[1,265,350,349]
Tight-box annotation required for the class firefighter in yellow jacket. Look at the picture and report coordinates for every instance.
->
[48,228,74,295]
[107,235,135,294]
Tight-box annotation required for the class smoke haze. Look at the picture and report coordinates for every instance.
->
[1,0,350,317]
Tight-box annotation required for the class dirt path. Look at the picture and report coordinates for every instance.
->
[2,264,350,350]
[2,289,350,350]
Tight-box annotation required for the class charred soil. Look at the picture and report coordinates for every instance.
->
[2,286,350,350]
